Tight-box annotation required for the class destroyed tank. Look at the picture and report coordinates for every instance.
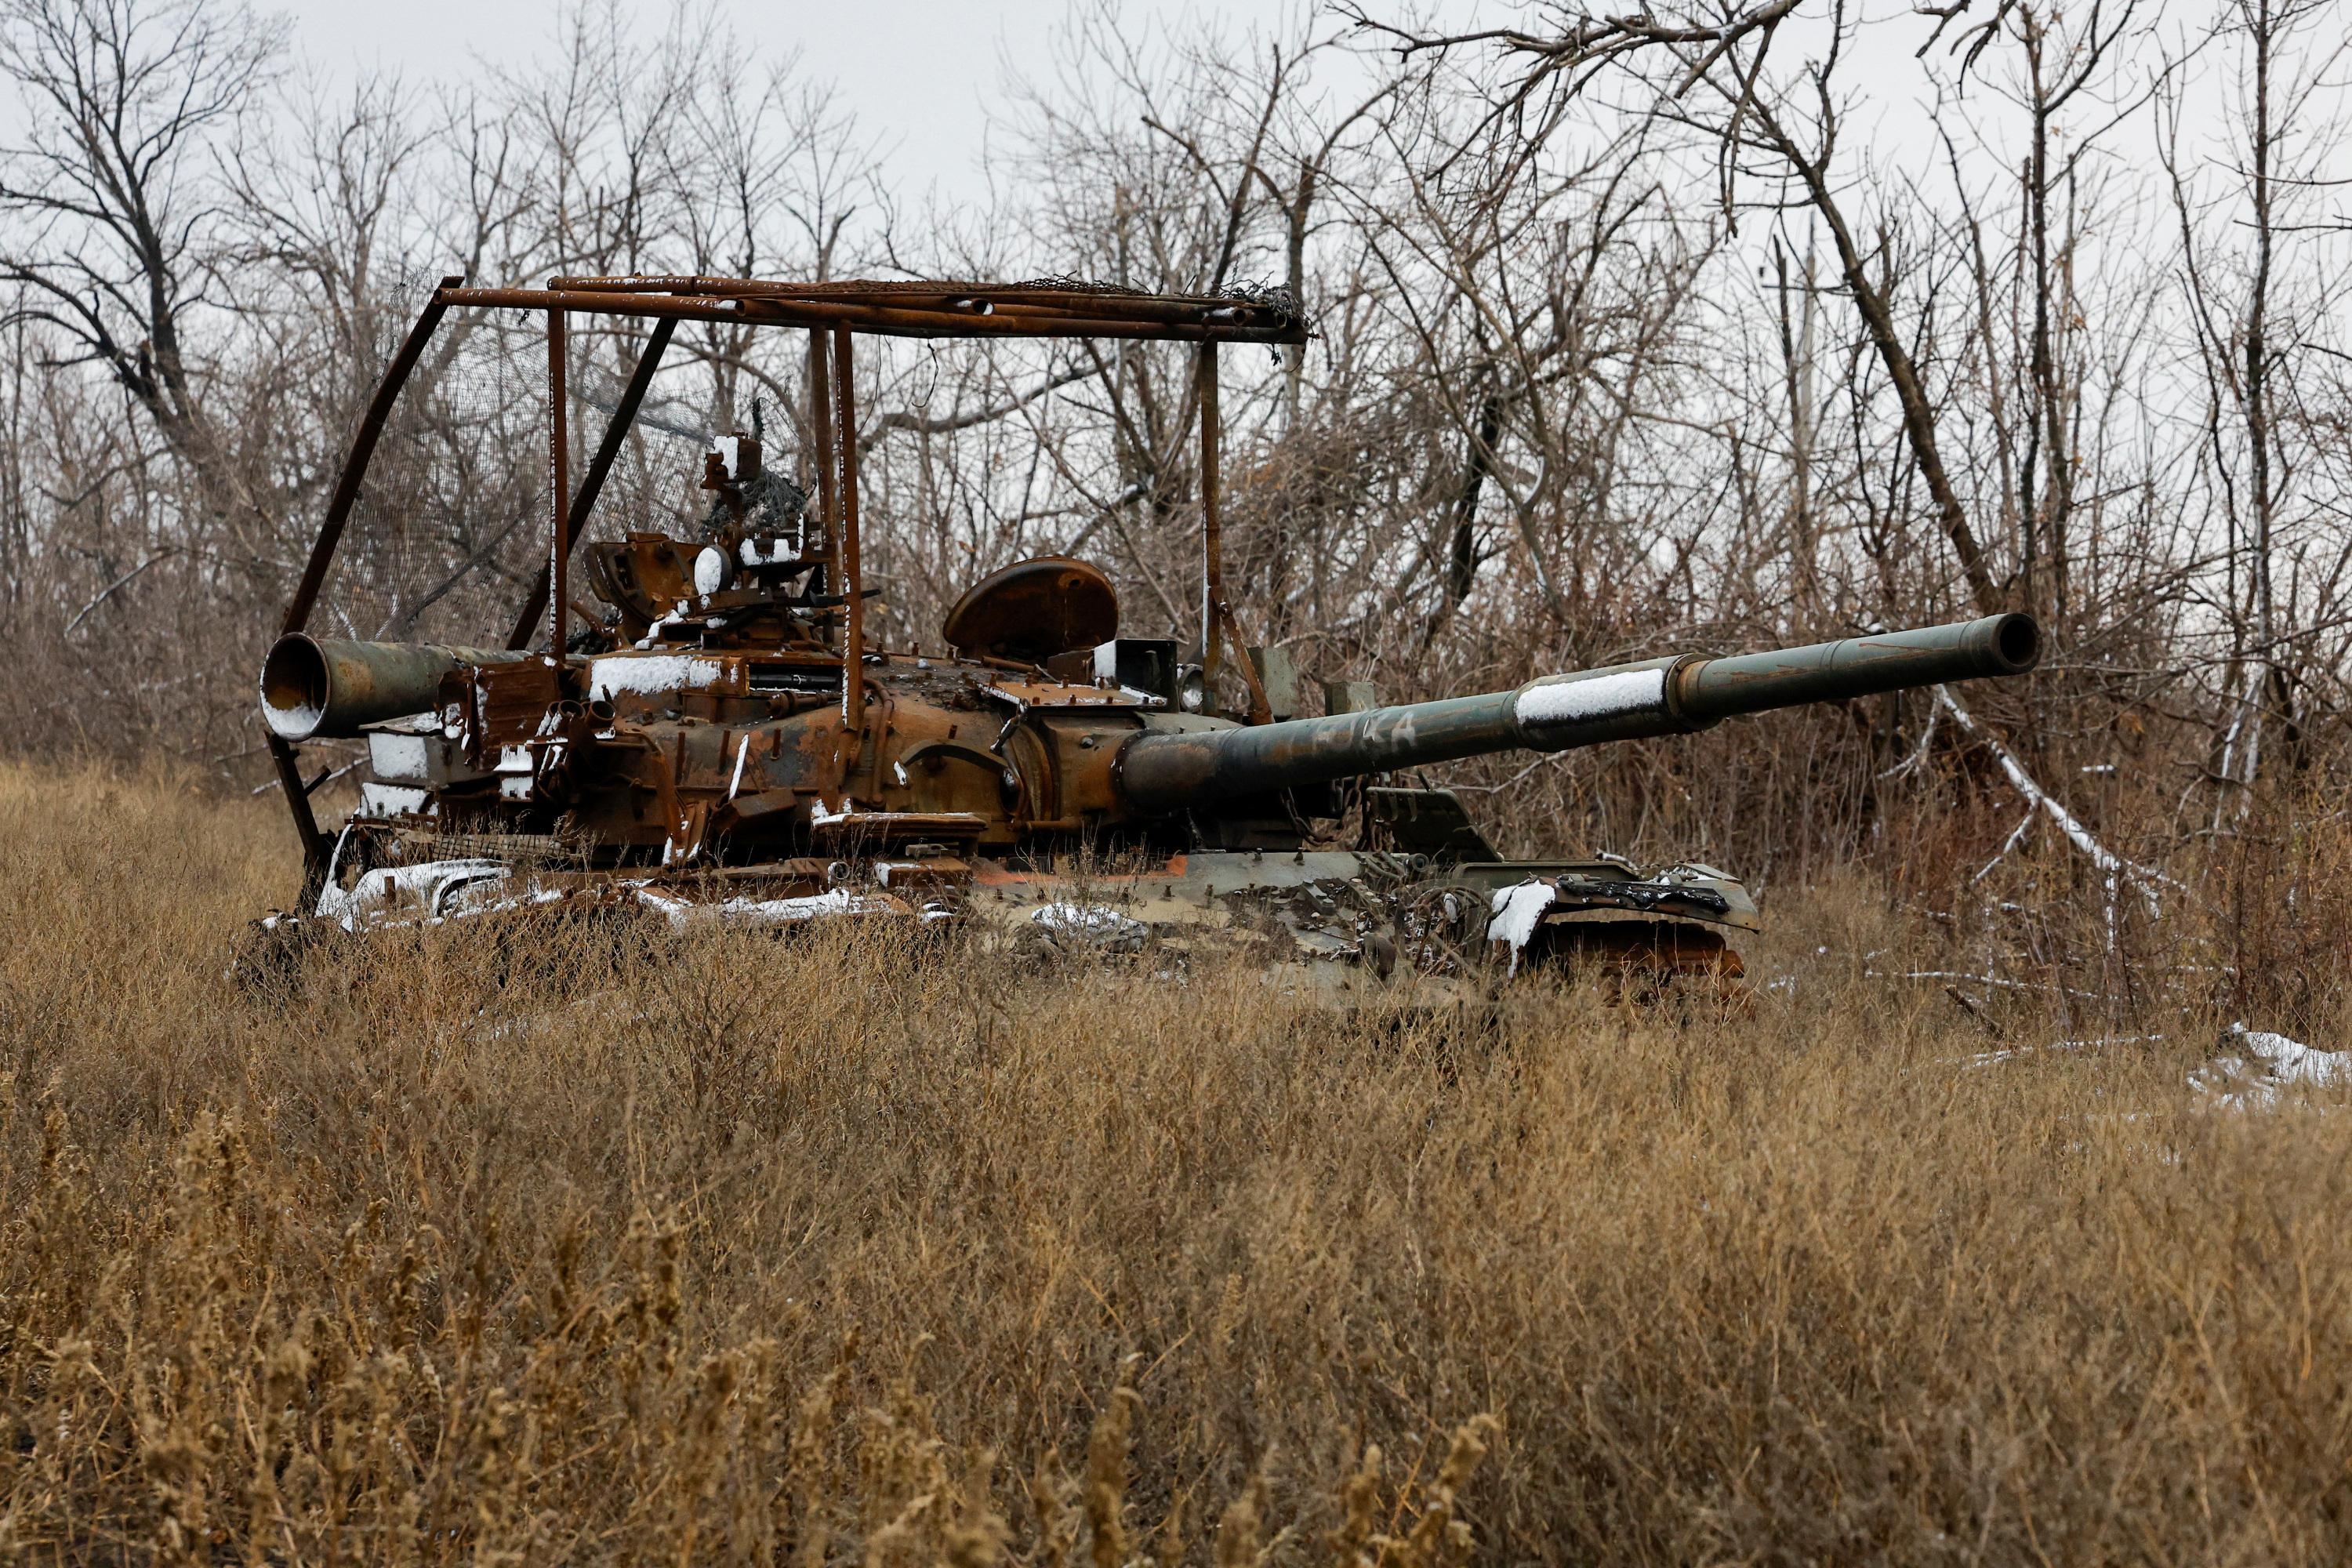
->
[247,274,2042,995]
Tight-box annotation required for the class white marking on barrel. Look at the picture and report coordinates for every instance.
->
[1513,667,1667,732]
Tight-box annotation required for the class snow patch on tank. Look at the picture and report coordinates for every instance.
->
[1030,902,1148,953]
[1514,667,1666,731]
[262,693,324,740]
[1486,880,1557,976]
[637,885,890,931]
[316,858,511,929]
[587,654,731,699]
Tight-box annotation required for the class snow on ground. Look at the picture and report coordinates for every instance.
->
[1947,1022,2347,1112]
[2189,1023,2352,1111]
[637,886,890,931]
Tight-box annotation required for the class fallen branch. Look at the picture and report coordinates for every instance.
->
[1877,697,1940,779]
[1868,968,2111,1002]
[1934,685,2183,913]
[1970,809,2035,884]
[1952,1034,2165,1069]
[64,550,177,635]
[1942,982,2003,1039]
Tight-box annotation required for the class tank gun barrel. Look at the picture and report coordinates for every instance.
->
[1115,613,2039,815]
[260,634,535,742]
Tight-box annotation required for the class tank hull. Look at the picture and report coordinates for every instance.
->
[238,818,1759,1004]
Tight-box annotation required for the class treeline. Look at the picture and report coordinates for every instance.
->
[2,0,2347,915]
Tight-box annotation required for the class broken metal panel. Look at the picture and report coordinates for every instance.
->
[1246,645,1301,721]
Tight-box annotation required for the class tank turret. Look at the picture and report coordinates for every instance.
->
[262,567,2037,859]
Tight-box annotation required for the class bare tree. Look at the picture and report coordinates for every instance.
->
[0,0,283,454]
[2162,0,2352,808]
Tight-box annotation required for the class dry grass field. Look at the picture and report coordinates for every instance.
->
[3,763,2350,1565]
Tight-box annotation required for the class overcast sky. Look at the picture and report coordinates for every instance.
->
[270,0,2243,227]
[279,1,1265,207]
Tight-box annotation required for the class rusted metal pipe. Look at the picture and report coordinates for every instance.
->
[1115,615,2042,815]
[1198,340,1221,688]
[835,325,864,740]
[260,635,532,742]
[446,288,750,322]
[547,307,570,673]
[443,287,1307,343]
[808,328,837,611]
[543,275,1306,332]
[1187,343,1270,724]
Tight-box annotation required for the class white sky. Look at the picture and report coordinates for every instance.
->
[280,0,1263,207]
[274,0,2249,231]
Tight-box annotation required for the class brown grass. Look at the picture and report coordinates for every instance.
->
[3,764,2350,1564]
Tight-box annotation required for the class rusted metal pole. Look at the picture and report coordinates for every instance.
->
[453,284,1309,344]
[506,315,676,649]
[807,329,837,611]
[281,277,463,639]
[1189,342,1269,722]
[548,307,570,673]
[549,275,1298,325]
[264,732,328,894]
[1197,340,1221,688]
[273,273,463,891]
[834,325,863,739]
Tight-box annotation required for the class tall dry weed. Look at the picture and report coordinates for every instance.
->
[2,763,2350,1563]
